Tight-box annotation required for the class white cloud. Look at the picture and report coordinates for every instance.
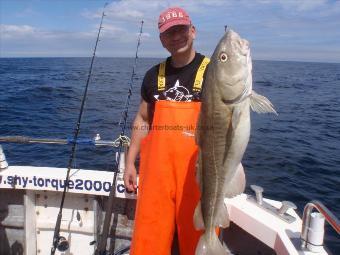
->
[0,21,155,57]
[83,0,160,22]
[81,8,102,19]
[241,0,340,16]
[252,0,340,14]
[1,0,339,62]
[84,0,232,24]
[101,24,125,35]
[1,24,35,38]
[0,24,94,40]
[277,0,328,11]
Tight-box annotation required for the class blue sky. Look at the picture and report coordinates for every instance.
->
[1,0,340,62]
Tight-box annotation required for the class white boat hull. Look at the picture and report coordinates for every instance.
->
[0,165,331,255]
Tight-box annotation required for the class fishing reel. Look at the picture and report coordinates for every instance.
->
[56,236,69,252]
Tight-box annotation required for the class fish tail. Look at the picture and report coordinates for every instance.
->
[195,231,230,255]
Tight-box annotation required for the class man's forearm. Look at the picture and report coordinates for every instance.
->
[126,117,149,166]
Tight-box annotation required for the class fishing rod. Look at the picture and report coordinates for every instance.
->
[118,20,144,135]
[95,20,144,255]
[50,3,108,255]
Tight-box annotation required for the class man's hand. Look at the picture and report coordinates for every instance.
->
[123,163,138,192]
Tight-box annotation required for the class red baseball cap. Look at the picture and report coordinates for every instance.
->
[158,7,191,33]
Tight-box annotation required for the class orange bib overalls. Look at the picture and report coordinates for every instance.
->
[130,58,209,255]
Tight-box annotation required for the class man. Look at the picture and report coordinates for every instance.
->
[123,7,210,255]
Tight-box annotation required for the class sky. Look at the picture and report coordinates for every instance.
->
[1,0,340,63]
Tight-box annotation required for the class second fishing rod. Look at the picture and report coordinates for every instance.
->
[50,3,108,255]
[95,19,144,255]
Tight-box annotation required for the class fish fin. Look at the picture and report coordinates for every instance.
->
[195,159,200,186]
[231,107,242,130]
[195,150,202,190]
[215,203,230,228]
[193,201,205,230]
[224,163,246,198]
[195,232,229,255]
[250,90,278,115]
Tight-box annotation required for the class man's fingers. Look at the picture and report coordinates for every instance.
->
[123,169,137,192]
[133,178,138,190]
[124,174,136,192]
[126,183,134,192]
[127,184,134,192]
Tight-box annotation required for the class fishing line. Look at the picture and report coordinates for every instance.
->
[50,3,108,255]
[95,20,144,255]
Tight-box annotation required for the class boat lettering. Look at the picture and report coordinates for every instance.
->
[7,175,30,188]
[0,174,115,194]
[117,183,138,194]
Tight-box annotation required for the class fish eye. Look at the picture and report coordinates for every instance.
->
[219,52,228,62]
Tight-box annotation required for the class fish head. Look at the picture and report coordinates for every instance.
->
[210,30,252,103]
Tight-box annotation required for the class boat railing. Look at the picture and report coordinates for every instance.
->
[301,200,340,249]
[0,135,130,148]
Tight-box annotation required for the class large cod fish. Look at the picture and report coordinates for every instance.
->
[194,30,277,254]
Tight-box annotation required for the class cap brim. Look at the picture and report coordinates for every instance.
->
[159,19,191,33]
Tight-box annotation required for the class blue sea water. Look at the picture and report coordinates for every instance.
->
[0,57,339,253]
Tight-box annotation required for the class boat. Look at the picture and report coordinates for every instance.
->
[1,6,338,254]
[0,141,339,255]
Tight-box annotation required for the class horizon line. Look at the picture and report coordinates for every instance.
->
[0,56,339,65]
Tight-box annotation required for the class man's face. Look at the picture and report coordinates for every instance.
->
[159,25,196,55]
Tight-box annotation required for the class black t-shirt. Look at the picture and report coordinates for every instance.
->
[141,52,207,104]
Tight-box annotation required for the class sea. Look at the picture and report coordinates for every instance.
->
[0,57,339,253]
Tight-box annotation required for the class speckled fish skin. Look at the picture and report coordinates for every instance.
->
[194,30,252,255]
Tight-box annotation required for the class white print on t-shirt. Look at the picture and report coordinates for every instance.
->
[153,79,193,102]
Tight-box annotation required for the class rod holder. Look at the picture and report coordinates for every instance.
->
[301,200,340,250]
[307,212,325,252]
